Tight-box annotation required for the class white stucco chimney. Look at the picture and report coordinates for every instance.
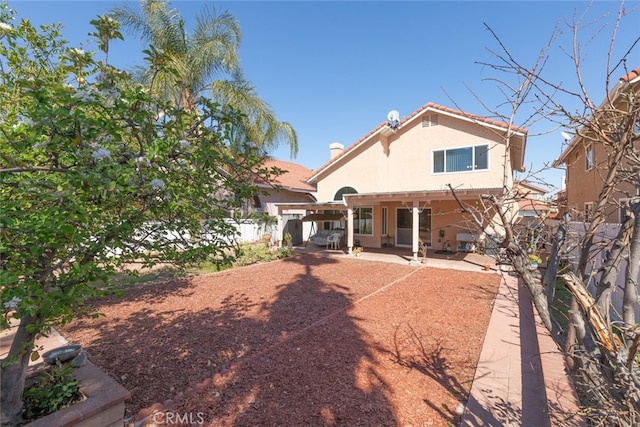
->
[329,142,344,160]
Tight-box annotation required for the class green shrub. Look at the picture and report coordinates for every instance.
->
[22,361,82,422]
[276,247,292,259]
[528,253,542,264]
[234,243,272,266]
[234,243,292,266]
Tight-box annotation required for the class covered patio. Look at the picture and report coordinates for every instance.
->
[290,241,499,272]
[275,188,504,265]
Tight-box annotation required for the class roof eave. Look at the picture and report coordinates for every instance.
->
[554,67,640,167]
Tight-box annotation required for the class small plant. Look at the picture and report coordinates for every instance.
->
[528,253,542,265]
[353,247,363,256]
[235,243,272,265]
[283,232,293,246]
[22,361,82,422]
[276,247,292,259]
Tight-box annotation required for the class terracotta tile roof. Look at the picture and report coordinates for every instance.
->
[518,199,553,211]
[621,66,640,83]
[515,180,550,195]
[309,102,528,182]
[256,158,316,193]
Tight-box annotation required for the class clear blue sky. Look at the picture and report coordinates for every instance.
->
[10,1,640,194]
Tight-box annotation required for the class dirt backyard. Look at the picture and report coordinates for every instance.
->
[60,253,500,426]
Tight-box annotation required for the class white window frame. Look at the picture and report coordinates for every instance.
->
[381,207,388,236]
[354,206,373,236]
[584,202,594,222]
[585,144,593,171]
[432,144,489,174]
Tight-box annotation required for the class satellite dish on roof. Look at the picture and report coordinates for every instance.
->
[387,110,400,130]
[560,131,572,141]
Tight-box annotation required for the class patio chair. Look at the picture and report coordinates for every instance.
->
[327,233,341,250]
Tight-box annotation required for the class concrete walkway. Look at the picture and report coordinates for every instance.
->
[461,271,585,426]
[0,321,69,368]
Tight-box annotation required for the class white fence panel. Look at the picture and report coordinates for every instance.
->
[106,219,279,258]
[567,221,640,322]
[224,218,278,245]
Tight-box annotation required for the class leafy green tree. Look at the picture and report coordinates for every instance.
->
[0,4,275,424]
[110,0,298,157]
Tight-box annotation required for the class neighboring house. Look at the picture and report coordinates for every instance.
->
[251,159,317,245]
[553,66,640,224]
[276,102,528,262]
[550,188,568,219]
[251,158,317,216]
[514,180,553,219]
[513,180,553,255]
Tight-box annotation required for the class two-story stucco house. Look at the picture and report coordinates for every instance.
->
[276,102,528,262]
[553,66,640,224]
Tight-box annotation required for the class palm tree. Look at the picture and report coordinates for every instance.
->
[110,0,298,157]
[212,71,298,157]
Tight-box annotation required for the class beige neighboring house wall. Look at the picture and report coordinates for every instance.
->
[553,66,640,224]
[277,102,527,261]
[253,159,317,217]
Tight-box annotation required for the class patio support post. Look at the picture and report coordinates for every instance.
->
[277,214,283,248]
[347,208,354,254]
[412,202,420,262]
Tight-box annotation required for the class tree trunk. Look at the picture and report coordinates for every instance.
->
[596,211,634,326]
[509,247,566,344]
[0,314,40,427]
[623,200,640,326]
[543,218,567,303]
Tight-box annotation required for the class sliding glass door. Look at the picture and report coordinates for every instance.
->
[396,207,431,247]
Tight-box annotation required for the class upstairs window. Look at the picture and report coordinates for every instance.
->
[585,144,593,171]
[433,144,489,173]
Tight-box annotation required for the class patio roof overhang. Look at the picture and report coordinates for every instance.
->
[342,188,503,205]
[275,200,346,212]
[301,213,345,222]
[275,187,503,213]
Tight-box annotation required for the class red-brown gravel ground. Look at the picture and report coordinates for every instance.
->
[60,253,500,426]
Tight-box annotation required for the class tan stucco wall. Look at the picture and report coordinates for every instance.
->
[564,142,637,223]
[315,114,513,201]
[351,200,485,249]
[259,189,314,217]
